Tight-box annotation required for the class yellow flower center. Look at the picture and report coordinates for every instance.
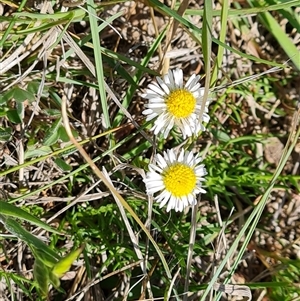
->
[166,89,196,118]
[163,163,196,197]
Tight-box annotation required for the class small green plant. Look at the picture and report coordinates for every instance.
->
[0,196,84,298]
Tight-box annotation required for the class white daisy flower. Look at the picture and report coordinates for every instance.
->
[144,148,207,212]
[142,68,210,139]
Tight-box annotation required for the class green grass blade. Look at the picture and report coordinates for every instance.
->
[149,0,284,67]
[254,5,300,70]
[200,0,213,121]
[184,0,300,17]
[210,0,230,86]
[86,0,111,128]
[0,0,27,47]
[202,0,213,72]
[0,201,61,234]
[13,9,85,21]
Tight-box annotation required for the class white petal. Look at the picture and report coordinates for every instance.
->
[173,68,183,88]
[188,194,196,206]
[185,74,197,88]
[167,195,176,210]
[146,103,167,109]
[147,83,165,96]
[156,77,171,95]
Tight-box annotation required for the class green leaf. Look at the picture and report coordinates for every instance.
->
[0,127,12,142]
[0,201,61,234]
[32,246,60,268]
[49,271,60,289]
[33,257,50,297]
[12,87,35,102]
[27,81,50,97]
[0,89,14,105]
[54,158,72,172]
[211,129,231,143]
[0,107,9,116]
[25,145,52,159]
[6,109,22,123]
[26,82,39,95]
[44,109,61,117]
[51,244,85,278]
[16,101,24,121]
[2,217,60,265]
[58,126,70,142]
[0,87,35,104]
[43,117,62,146]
